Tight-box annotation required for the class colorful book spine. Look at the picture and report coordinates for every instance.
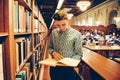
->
[16,71,26,80]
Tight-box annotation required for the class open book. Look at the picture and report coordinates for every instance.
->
[39,57,80,67]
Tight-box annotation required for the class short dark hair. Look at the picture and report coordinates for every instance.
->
[52,10,68,20]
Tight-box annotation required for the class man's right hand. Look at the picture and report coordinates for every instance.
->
[52,51,64,61]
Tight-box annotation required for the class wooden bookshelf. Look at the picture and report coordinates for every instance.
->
[0,0,48,80]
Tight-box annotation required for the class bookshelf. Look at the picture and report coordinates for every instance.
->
[0,0,48,80]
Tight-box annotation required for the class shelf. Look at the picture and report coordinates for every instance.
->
[14,32,32,36]
[18,0,32,11]
[0,32,8,37]
[1,0,48,79]
[30,72,33,80]
[34,32,39,34]
[16,52,33,74]
[34,43,41,51]
[34,12,38,19]
[39,65,44,80]
[39,31,47,33]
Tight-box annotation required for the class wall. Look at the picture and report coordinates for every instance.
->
[69,0,120,28]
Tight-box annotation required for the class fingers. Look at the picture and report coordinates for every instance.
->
[55,55,63,61]
[52,52,64,60]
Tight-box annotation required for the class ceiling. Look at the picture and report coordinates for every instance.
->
[37,0,107,28]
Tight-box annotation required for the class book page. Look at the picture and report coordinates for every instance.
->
[39,58,80,67]
[39,58,58,67]
[58,58,80,67]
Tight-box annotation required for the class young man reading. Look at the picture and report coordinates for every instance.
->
[48,10,83,80]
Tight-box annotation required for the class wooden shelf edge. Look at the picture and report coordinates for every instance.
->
[0,32,8,37]
[34,43,41,51]
[34,12,38,19]
[39,65,44,80]
[18,0,32,11]
[15,52,33,75]
[14,32,32,35]
[30,72,33,80]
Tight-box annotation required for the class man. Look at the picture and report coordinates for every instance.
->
[48,10,83,80]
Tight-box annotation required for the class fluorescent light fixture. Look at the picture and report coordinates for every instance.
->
[50,0,64,29]
[57,0,64,10]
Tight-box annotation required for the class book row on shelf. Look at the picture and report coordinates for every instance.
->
[0,0,48,80]
[14,0,45,33]
[16,46,44,80]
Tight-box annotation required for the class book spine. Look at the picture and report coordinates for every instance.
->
[14,1,19,32]
[0,44,4,80]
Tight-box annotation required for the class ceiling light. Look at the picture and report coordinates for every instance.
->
[77,0,91,11]
[56,0,64,10]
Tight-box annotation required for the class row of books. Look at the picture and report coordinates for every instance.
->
[25,0,32,7]
[33,50,40,77]
[34,16,45,33]
[34,19,47,33]
[34,0,39,17]
[15,37,32,72]
[34,34,42,47]
[14,0,45,33]
[34,19,39,33]
[14,1,32,33]
[33,0,47,27]
[15,40,44,80]
[16,63,31,80]
[33,45,46,79]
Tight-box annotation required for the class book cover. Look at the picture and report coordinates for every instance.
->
[18,5,25,32]
[16,71,26,80]
[22,67,29,80]
[15,38,25,71]
[39,58,80,67]
[24,63,30,79]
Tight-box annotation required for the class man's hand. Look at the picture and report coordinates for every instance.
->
[52,51,64,60]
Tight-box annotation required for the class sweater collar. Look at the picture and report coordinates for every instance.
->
[59,27,70,34]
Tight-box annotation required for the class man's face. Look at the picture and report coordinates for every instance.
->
[55,19,68,32]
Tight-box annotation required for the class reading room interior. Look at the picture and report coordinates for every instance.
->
[0,0,120,80]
